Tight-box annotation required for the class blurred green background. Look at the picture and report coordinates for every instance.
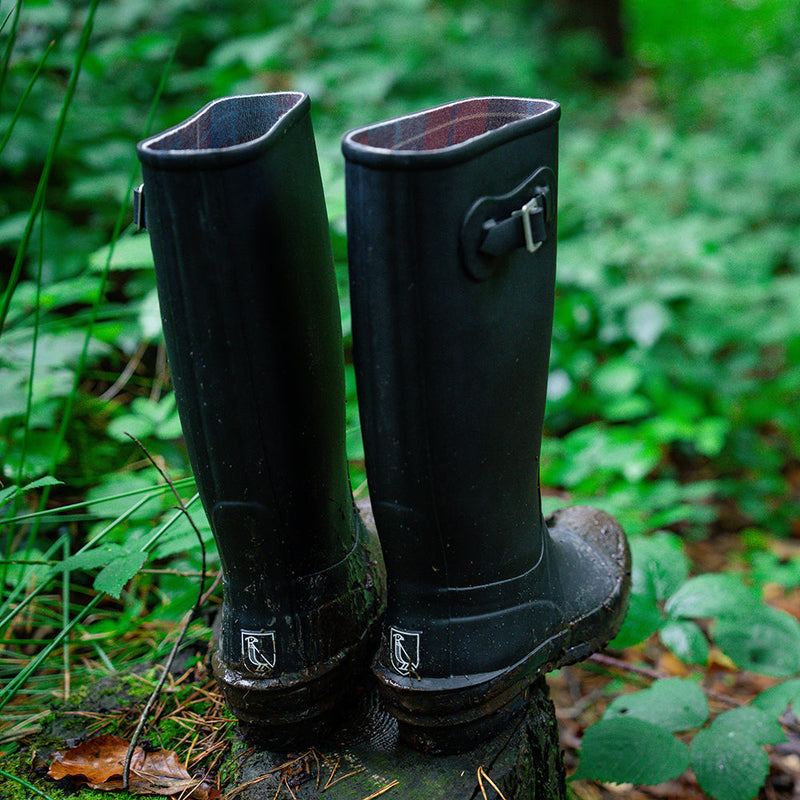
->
[1,0,799,617]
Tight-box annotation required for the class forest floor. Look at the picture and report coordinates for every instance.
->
[4,531,800,800]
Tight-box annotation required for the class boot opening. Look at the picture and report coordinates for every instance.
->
[347,97,558,153]
[141,92,306,153]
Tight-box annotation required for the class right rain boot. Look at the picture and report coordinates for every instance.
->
[342,97,631,753]
[136,93,385,749]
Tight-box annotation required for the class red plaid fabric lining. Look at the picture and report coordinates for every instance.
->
[144,93,305,152]
[350,98,556,152]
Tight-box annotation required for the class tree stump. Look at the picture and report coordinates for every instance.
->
[228,675,566,800]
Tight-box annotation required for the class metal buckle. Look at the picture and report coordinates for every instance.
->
[133,184,146,231]
[511,196,542,254]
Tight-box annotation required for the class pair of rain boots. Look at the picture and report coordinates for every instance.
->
[136,92,630,754]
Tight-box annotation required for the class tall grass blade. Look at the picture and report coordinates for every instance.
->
[0,0,100,335]
[1,155,49,581]
[32,36,180,525]
[0,0,23,107]
[62,535,70,701]
[0,39,55,156]
[0,593,103,714]
[0,487,183,626]
[0,768,58,800]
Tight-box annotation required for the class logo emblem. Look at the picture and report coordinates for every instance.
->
[390,627,421,676]
[241,630,276,672]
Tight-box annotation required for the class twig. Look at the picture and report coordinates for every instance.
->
[311,748,321,792]
[323,766,365,790]
[122,435,208,791]
[221,770,274,800]
[99,340,148,401]
[151,343,168,402]
[589,652,743,707]
[361,780,399,800]
[477,766,507,800]
[322,757,340,790]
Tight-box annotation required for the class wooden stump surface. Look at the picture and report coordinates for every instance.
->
[230,675,566,800]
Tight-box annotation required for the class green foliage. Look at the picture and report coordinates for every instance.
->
[615,536,800,678]
[572,716,690,785]
[576,682,792,800]
[579,530,800,798]
[690,708,785,800]
[603,677,709,732]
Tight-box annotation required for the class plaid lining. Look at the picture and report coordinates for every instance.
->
[145,93,304,152]
[350,98,555,152]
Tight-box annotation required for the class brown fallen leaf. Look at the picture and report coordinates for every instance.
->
[47,734,212,799]
[48,735,144,784]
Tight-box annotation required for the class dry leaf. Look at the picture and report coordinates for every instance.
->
[47,734,211,798]
[48,735,144,783]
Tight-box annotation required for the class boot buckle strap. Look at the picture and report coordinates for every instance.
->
[460,166,556,281]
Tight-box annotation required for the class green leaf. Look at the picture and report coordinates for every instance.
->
[660,619,710,665]
[715,607,800,677]
[0,485,18,508]
[22,475,63,491]
[603,678,709,732]
[85,474,164,521]
[107,413,157,442]
[665,574,760,620]
[609,532,691,649]
[94,551,148,599]
[690,708,784,800]
[592,359,642,397]
[63,543,126,572]
[630,532,690,601]
[89,232,154,272]
[609,586,664,649]
[707,707,785,746]
[750,678,800,719]
[572,717,689,785]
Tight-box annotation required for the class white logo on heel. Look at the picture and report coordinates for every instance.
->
[241,630,276,672]
[389,627,421,676]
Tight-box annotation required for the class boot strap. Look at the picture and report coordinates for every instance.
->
[133,184,147,231]
[461,166,555,281]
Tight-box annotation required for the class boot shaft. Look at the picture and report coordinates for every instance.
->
[138,93,355,584]
[343,98,560,597]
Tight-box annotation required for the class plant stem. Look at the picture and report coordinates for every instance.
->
[122,436,207,790]
[0,39,55,156]
[0,0,100,335]
[0,0,23,108]
[30,34,179,534]
[0,767,58,800]
[589,653,743,707]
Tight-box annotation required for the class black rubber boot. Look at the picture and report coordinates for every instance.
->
[136,93,385,749]
[342,98,630,753]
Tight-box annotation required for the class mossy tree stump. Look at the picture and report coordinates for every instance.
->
[230,676,566,800]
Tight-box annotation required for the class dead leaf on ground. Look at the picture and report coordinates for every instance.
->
[47,734,215,799]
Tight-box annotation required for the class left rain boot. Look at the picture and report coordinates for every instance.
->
[135,93,385,748]
[342,97,631,753]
